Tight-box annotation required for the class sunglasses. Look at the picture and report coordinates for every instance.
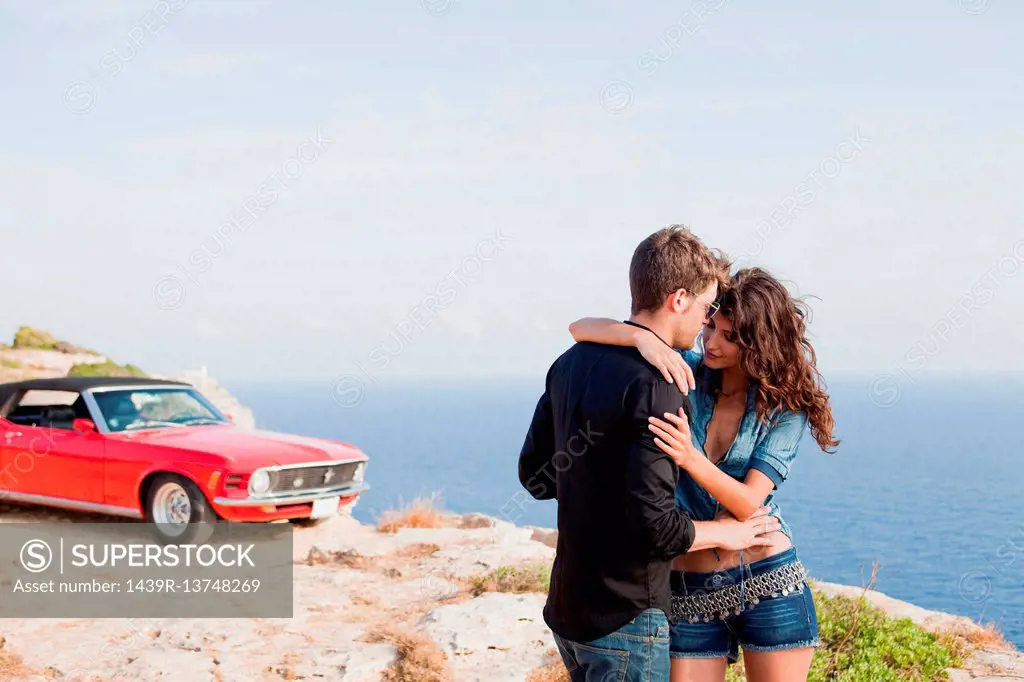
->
[691,294,720,320]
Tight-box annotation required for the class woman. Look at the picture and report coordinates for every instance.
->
[569,267,839,682]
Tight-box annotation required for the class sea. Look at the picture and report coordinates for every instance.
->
[232,374,1024,648]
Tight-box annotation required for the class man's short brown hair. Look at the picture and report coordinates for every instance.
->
[629,225,728,314]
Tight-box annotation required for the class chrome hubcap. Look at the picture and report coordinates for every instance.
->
[152,483,192,535]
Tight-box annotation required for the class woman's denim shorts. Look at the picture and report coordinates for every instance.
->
[669,548,819,662]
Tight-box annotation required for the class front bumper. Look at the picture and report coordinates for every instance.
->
[214,482,370,508]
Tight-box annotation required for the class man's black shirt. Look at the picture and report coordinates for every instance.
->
[518,337,697,644]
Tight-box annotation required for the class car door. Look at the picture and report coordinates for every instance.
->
[21,423,106,504]
[0,416,26,499]
[2,390,106,505]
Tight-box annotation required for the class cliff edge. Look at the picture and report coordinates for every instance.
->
[0,327,1018,680]
[0,509,1017,681]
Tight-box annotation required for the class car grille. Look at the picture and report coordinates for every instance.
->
[269,462,360,495]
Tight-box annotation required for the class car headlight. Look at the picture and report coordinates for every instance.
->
[249,469,271,495]
[352,462,366,483]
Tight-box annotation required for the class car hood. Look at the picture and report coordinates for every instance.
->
[114,426,366,467]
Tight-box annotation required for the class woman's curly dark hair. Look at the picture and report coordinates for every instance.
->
[715,267,839,452]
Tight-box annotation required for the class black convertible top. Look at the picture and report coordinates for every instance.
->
[0,377,189,414]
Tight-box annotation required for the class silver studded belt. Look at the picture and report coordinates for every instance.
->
[670,560,809,623]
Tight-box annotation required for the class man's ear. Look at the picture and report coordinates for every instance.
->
[669,289,690,313]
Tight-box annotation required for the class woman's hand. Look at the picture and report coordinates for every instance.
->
[648,408,701,468]
[635,331,695,394]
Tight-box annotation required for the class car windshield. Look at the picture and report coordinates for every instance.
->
[92,387,228,433]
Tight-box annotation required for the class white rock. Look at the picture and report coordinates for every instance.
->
[526,526,558,549]
[403,572,463,602]
[456,513,498,528]
[336,643,398,681]
[0,349,108,374]
[336,523,536,560]
[435,539,555,579]
[421,593,555,682]
[291,514,380,560]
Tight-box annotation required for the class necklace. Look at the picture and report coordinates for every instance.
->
[719,384,748,399]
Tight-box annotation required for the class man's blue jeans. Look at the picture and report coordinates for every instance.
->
[552,608,671,681]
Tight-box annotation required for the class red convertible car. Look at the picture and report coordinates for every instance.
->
[0,377,369,541]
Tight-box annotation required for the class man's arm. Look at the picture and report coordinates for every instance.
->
[518,373,557,501]
[625,379,696,558]
[686,512,780,553]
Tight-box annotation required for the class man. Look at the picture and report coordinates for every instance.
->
[519,226,780,681]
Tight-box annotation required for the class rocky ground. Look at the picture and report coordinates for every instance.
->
[0,503,1019,681]
[2,336,1021,681]
[0,507,559,681]
[0,349,110,381]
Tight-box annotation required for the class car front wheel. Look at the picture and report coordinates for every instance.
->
[145,474,217,544]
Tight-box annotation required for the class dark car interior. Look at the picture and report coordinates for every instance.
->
[4,394,92,431]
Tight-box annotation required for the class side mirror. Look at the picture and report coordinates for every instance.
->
[72,418,98,434]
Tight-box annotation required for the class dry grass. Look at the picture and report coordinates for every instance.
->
[351,593,379,607]
[262,651,301,680]
[936,626,977,663]
[457,514,495,529]
[526,649,569,682]
[821,562,880,679]
[937,620,1013,660]
[377,495,446,534]
[304,542,440,586]
[526,661,570,682]
[367,624,452,682]
[466,563,552,597]
[303,546,368,569]
[0,636,34,680]
[394,543,441,559]
[960,621,1012,650]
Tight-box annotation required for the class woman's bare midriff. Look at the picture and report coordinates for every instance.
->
[673,530,793,573]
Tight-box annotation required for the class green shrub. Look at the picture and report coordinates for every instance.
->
[468,563,552,597]
[724,590,962,681]
[11,326,96,354]
[67,362,147,378]
[13,326,58,350]
[0,356,23,369]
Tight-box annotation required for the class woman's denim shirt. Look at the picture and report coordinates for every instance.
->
[675,348,808,539]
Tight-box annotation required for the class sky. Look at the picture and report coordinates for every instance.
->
[1,0,1022,384]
